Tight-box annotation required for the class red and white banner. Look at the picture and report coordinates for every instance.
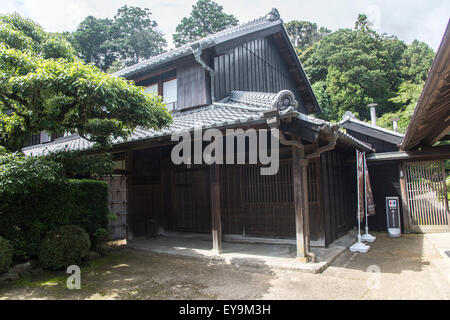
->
[364,154,376,216]
[357,151,365,221]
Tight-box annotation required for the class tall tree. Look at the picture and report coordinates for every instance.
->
[69,6,167,71]
[0,13,171,152]
[172,0,238,47]
[354,13,373,32]
[285,20,331,53]
[300,14,421,122]
[70,16,116,72]
[400,40,435,84]
[377,81,424,133]
[111,6,167,66]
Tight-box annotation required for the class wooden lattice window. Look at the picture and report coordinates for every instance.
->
[307,160,319,203]
[241,161,293,204]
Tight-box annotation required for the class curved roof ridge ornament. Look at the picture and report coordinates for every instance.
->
[272,90,298,111]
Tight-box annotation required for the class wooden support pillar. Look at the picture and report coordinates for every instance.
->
[125,150,133,241]
[398,161,412,233]
[210,164,222,254]
[292,145,308,262]
[301,160,311,251]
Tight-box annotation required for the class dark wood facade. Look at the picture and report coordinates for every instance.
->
[213,36,306,112]
[176,57,211,110]
[320,149,357,245]
[124,140,358,248]
[116,22,364,251]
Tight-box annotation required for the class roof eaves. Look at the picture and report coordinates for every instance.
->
[339,112,404,138]
[401,21,450,150]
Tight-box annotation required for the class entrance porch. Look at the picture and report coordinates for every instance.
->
[127,230,357,274]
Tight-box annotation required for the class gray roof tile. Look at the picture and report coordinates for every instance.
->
[23,90,372,156]
[113,10,281,78]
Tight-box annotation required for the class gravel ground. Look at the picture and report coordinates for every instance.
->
[0,233,449,300]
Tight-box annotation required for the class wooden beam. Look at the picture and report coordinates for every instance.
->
[133,65,176,83]
[365,145,450,162]
[125,150,133,241]
[210,164,222,254]
[292,145,308,261]
[280,122,319,143]
[424,122,450,146]
[398,161,412,233]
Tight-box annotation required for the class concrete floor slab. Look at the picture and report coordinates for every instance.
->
[127,230,357,273]
[425,233,450,284]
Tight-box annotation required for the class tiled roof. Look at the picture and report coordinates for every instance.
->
[339,111,404,138]
[23,101,267,156]
[113,9,282,78]
[22,90,372,156]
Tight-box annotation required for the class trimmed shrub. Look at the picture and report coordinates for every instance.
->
[39,225,91,270]
[0,236,13,273]
[0,179,109,259]
[92,228,109,255]
[66,179,110,238]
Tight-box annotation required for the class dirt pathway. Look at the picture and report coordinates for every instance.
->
[0,233,448,300]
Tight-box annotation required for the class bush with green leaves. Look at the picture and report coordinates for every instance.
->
[0,236,13,273]
[92,228,109,255]
[0,179,110,259]
[0,151,111,259]
[39,225,91,270]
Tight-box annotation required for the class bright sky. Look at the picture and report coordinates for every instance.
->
[1,0,449,51]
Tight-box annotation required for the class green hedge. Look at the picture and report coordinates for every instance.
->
[0,179,109,260]
[39,225,91,270]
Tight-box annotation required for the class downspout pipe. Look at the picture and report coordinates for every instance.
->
[305,126,339,160]
[191,43,216,103]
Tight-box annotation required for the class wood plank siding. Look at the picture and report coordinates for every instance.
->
[126,144,348,245]
[176,58,211,110]
[320,149,357,245]
[213,36,306,113]
[366,162,402,231]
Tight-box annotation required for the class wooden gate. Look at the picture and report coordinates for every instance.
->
[100,174,128,240]
[405,161,450,232]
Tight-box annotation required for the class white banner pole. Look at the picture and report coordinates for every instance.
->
[350,150,370,253]
[362,152,376,243]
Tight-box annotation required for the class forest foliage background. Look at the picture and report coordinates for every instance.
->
[6,1,438,134]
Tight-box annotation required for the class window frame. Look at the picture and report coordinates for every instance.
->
[161,76,177,112]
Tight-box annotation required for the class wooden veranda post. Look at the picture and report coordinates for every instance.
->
[210,164,222,254]
[292,146,308,261]
[399,160,412,233]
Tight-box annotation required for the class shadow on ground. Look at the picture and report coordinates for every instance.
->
[329,232,435,274]
[0,247,276,300]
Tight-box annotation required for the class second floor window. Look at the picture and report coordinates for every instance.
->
[144,77,177,112]
[144,83,158,95]
[163,79,177,112]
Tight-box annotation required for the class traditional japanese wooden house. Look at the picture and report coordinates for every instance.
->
[23,9,373,261]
